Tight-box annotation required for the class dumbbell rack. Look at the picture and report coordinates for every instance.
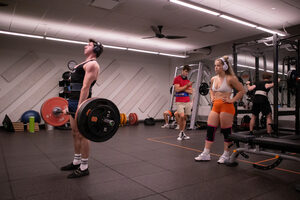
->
[59,71,71,99]
[58,71,71,129]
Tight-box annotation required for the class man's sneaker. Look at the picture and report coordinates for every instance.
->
[67,168,89,178]
[194,153,211,162]
[175,125,179,129]
[177,132,190,140]
[217,155,230,164]
[177,131,184,141]
[182,133,190,140]
[60,163,80,171]
[161,124,169,128]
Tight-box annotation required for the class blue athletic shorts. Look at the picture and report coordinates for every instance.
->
[68,99,79,118]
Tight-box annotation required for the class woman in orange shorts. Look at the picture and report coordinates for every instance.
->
[194,56,245,164]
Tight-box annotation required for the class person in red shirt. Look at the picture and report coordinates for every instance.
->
[173,65,193,140]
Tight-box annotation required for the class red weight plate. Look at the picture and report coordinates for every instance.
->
[128,113,134,125]
[40,97,70,126]
[134,113,138,125]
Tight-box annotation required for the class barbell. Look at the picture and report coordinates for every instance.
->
[40,97,120,142]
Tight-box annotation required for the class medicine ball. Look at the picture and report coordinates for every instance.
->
[21,110,41,124]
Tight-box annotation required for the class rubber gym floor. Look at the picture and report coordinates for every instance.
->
[0,124,299,200]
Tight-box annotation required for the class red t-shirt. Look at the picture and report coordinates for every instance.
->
[173,75,191,102]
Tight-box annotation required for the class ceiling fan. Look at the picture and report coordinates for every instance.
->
[143,25,187,39]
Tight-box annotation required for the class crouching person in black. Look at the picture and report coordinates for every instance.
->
[246,72,279,135]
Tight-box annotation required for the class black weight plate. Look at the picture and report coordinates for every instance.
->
[199,82,209,96]
[62,71,71,80]
[76,98,120,142]
[87,105,117,140]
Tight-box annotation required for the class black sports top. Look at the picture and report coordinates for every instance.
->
[254,81,272,92]
[69,60,96,100]
[253,80,272,103]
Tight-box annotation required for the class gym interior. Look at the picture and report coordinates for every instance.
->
[0,0,300,199]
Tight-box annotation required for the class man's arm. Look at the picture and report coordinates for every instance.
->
[174,82,193,92]
[246,81,256,91]
[265,78,280,89]
[78,61,99,105]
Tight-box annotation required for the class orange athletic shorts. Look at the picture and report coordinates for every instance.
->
[211,99,235,115]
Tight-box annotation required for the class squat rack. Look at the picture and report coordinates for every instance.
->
[232,34,300,134]
[272,34,300,134]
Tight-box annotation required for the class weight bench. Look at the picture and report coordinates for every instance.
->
[226,131,300,169]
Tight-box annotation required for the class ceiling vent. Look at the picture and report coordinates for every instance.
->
[198,24,218,33]
[90,0,120,10]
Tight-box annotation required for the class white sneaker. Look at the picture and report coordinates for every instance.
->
[217,155,230,164]
[182,133,190,140]
[177,132,183,141]
[161,124,169,128]
[175,125,179,129]
[194,153,211,162]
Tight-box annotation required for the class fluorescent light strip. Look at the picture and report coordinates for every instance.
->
[103,44,127,50]
[220,15,256,28]
[237,64,286,75]
[170,0,220,16]
[0,30,44,39]
[127,48,159,55]
[256,27,285,37]
[159,53,187,58]
[45,37,88,45]
[0,30,186,58]
[171,0,286,36]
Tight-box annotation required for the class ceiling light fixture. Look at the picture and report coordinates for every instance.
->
[0,30,44,39]
[45,37,88,45]
[237,64,285,75]
[170,0,286,36]
[159,52,187,58]
[103,44,127,50]
[256,27,285,37]
[169,0,220,16]
[0,30,187,58]
[220,15,257,28]
[127,48,159,55]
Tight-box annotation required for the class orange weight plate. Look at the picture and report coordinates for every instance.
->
[40,97,70,126]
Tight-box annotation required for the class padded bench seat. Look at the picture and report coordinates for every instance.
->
[229,131,256,143]
[253,137,300,154]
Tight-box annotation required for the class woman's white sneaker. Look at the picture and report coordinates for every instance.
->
[194,153,211,161]
[217,155,229,164]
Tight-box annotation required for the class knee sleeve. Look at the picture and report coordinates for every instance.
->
[221,127,232,143]
[206,125,217,142]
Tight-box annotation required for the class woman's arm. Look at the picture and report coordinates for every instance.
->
[227,76,245,103]
[210,77,215,102]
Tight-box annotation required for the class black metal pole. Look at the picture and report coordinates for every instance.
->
[281,58,285,107]
[273,34,279,135]
[296,40,300,134]
[233,44,238,130]
[287,57,291,107]
[255,55,260,129]
[255,56,259,82]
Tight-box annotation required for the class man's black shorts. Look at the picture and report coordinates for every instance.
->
[252,101,272,116]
